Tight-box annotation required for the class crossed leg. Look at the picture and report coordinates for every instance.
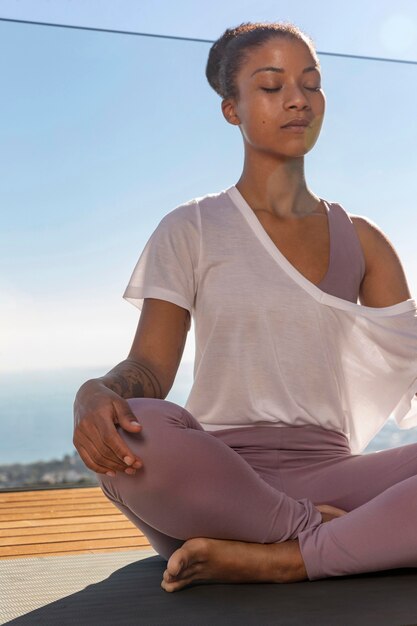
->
[289,443,417,580]
[163,431,417,588]
[97,398,417,588]
[98,398,322,556]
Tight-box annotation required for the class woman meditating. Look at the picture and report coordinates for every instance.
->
[73,21,417,592]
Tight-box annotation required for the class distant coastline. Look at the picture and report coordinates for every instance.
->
[1,418,416,490]
[0,450,99,490]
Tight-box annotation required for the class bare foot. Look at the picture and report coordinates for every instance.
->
[160,537,308,592]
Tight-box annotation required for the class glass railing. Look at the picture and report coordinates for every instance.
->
[1,20,416,490]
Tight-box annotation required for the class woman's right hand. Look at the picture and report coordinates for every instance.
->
[316,503,348,523]
[73,379,144,477]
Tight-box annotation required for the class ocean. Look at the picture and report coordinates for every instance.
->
[0,363,194,465]
[0,364,416,465]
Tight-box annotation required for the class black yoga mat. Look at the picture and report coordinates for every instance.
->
[3,552,417,625]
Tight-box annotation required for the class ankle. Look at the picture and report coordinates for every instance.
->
[292,539,308,580]
[273,539,308,583]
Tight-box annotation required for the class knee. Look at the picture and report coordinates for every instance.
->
[116,398,184,453]
[123,398,202,439]
[113,399,199,490]
[126,397,192,428]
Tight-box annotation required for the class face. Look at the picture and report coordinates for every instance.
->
[222,37,326,158]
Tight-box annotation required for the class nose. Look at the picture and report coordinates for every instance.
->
[284,84,311,109]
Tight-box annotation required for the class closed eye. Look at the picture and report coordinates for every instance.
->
[261,87,321,92]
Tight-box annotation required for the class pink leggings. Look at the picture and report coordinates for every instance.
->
[98,398,417,581]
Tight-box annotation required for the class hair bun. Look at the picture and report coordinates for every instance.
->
[205,25,245,98]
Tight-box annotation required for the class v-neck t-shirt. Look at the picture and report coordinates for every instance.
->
[123,185,417,454]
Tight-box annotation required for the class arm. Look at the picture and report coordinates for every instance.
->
[352,216,412,307]
[97,295,190,400]
[73,298,191,475]
[353,216,416,399]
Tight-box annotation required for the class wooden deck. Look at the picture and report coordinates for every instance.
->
[0,487,152,559]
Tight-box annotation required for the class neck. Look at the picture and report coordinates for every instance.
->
[235,153,321,220]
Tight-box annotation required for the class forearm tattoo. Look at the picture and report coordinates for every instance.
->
[101,359,163,399]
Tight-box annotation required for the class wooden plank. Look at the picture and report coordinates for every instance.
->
[0,487,102,503]
[1,508,119,522]
[0,497,106,508]
[0,514,125,530]
[2,493,108,502]
[4,545,156,559]
[0,487,154,559]
[0,536,149,558]
[0,504,117,516]
[0,528,142,546]
[0,493,105,504]
[0,487,100,495]
[0,521,135,537]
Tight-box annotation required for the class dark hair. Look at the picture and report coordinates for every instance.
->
[205,21,320,101]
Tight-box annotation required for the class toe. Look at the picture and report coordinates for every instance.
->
[166,538,210,580]
[167,552,186,578]
[163,569,175,583]
[161,576,194,592]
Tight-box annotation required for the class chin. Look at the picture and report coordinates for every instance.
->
[289,131,321,156]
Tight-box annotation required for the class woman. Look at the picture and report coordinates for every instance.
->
[73,21,417,592]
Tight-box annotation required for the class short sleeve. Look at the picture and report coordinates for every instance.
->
[123,200,200,313]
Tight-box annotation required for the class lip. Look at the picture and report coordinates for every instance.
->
[281,118,310,128]
[281,125,308,133]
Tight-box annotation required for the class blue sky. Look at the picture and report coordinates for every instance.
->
[1,0,417,373]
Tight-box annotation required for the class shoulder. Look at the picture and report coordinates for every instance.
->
[161,197,198,222]
[156,198,200,236]
[348,213,402,266]
[348,214,382,257]
[159,187,227,226]
[154,187,230,238]
[347,213,412,306]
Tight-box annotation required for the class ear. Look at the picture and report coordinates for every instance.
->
[221,98,241,126]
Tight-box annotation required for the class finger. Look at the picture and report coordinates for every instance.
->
[76,414,143,470]
[102,404,142,466]
[77,443,120,476]
[113,400,143,432]
[78,443,137,476]
[76,428,131,473]
[101,417,143,467]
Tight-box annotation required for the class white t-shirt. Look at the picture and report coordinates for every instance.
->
[124,185,417,454]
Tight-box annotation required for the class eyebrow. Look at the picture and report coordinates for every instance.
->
[251,65,320,77]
